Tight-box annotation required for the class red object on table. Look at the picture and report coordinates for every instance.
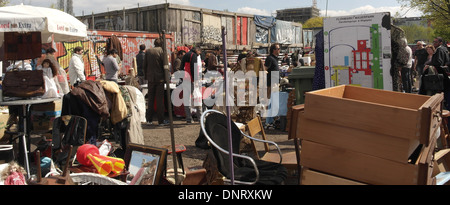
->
[76,144,99,166]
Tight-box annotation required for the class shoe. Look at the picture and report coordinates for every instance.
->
[186,120,192,124]
[159,120,169,126]
[145,121,153,125]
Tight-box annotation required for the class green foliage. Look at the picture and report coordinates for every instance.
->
[303,17,324,28]
[0,0,9,7]
[399,24,435,43]
[398,0,450,41]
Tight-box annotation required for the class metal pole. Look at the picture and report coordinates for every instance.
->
[222,26,234,185]
[162,30,179,185]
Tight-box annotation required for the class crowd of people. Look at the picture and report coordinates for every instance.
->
[398,37,450,109]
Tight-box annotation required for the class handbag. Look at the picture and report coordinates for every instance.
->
[422,67,444,91]
[3,70,46,98]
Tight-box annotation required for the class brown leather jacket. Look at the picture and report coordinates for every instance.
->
[71,80,110,118]
[143,47,165,83]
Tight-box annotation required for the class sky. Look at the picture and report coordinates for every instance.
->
[7,0,423,18]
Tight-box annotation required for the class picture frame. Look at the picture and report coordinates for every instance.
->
[124,143,168,185]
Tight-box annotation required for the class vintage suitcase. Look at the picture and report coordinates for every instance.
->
[3,70,45,98]
[303,85,443,145]
[300,140,436,185]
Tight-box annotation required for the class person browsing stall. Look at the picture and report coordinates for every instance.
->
[143,38,169,126]
[265,43,281,98]
[103,49,121,83]
[68,46,86,87]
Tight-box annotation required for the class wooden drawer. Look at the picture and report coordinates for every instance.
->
[298,111,420,163]
[301,168,366,185]
[300,139,436,185]
[304,85,443,145]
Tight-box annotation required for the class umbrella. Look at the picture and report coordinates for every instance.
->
[0,4,87,46]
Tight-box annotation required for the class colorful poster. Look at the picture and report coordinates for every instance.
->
[323,12,392,90]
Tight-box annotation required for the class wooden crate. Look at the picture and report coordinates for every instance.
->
[304,85,443,145]
[298,111,420,163]
[300,140,436,185]
[301,168,366,185]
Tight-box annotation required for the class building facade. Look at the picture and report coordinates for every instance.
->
[276,6,320,23]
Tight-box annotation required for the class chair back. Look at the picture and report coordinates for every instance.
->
[247,116,270,154]
[52,115,88,150]
[202,111,242,179]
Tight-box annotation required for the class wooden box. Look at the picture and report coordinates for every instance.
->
[298,111,420,163]
[301,168,366,185]
[304,85,443,145]
[300,140,436,185]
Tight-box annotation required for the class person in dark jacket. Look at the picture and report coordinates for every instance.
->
[143,38,169,126]
[136,44,146,84]
[265,43,281,98]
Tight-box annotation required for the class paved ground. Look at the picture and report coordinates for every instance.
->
[141,115,296,171]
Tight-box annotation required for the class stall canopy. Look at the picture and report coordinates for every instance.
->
[0,4,87,46]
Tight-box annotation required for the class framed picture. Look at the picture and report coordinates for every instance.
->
[124,143,168,185]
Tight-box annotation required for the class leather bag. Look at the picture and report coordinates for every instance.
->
[3,70,46,97]
[422,67,444,92]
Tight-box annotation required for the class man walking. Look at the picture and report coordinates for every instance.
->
[68,46,86,88]
[143,38,169,126]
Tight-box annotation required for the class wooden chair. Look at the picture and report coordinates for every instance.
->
[246,115,300,179]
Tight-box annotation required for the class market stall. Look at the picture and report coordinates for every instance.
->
[0,4,87,184]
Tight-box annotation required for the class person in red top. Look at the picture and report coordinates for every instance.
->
[180,47,203,123]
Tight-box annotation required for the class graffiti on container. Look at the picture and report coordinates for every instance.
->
[182,26,200,43]
[202,25,222,43]
[51,31,175,78]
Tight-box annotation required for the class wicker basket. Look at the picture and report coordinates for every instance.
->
[70,173,128,185]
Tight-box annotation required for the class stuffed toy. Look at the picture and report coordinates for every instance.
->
[1,162,27,185]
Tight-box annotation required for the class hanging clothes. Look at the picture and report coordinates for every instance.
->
[100,80,128,125]
[122,85,145,145]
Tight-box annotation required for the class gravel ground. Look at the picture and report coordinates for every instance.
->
[142,115,296,171]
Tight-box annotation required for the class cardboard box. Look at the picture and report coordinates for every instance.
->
[30,100,62,131]
[304,85,443,145]
[300,140,436,185]
[301,168,366,185]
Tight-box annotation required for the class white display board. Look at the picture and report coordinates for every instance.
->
[323,12,392,90]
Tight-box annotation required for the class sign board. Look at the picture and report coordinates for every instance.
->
[323,12,392,90]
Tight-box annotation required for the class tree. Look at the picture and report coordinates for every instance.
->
[303,17,324,28]
[398,0,450,40]
[399,24,435,43]
[0,0,9,7]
